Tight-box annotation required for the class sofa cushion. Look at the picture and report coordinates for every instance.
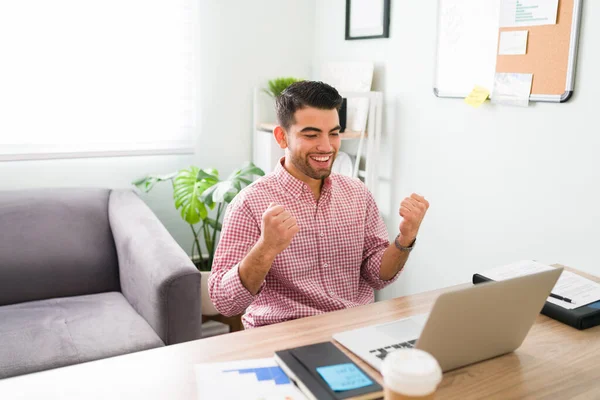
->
[0,188,120,306]
[0,292,164,379]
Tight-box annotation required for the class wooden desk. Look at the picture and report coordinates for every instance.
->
[1,266,599,399]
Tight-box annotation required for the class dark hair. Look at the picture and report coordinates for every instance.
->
[275,81,343,130]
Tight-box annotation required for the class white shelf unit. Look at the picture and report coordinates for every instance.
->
[252,89,383,195]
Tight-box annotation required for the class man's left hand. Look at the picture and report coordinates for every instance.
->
[398,193,429,247]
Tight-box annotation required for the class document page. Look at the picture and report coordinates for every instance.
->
[194,358,306,400]
[500,0,559,28]
[481,260,600,309]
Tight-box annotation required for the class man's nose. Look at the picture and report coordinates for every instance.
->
[316,135,333,152]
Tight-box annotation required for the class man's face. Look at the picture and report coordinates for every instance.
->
[285,107,342,181]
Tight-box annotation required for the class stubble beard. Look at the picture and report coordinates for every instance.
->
[289,151,337,180]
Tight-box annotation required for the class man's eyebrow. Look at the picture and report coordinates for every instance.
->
[299,125,342,133]
[299,126,322,133]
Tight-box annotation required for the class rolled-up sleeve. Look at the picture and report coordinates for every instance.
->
[208,199,264,316]
[360,189,401,290]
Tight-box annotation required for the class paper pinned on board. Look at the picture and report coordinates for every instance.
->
[480,260,600,309]
[500,0,559,28]
[499,30,529,55]
[491,72,533,107]
[464,85,490,108]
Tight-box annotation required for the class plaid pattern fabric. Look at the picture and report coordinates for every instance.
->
[208,159,400,329]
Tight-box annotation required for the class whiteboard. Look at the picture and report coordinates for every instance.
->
[434,0,501,99]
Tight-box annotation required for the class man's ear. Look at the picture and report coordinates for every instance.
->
[273,126,288,149]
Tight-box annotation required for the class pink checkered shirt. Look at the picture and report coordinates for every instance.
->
[208,159,400,329]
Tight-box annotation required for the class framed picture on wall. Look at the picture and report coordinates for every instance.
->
[345,0,391,40]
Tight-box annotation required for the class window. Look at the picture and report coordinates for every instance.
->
[0,0,197,160]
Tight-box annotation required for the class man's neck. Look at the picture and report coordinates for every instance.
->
[283,158,323,200]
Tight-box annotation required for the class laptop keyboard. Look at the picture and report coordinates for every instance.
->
[369,339,417,361]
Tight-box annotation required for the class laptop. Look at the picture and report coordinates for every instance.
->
[333,268,562,372]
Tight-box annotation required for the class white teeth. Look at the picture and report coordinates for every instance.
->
[311,156,330,162]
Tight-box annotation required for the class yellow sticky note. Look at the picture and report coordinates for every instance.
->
[464,86,490,108]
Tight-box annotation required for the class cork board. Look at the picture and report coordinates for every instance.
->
[434,0,582,103]
[496,0,582,101]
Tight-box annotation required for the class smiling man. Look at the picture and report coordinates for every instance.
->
[208,81,429,329]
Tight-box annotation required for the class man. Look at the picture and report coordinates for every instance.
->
[209,81,429,329]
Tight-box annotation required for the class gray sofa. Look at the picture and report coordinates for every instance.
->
[0,188,201,379]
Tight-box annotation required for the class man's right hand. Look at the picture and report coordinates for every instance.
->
[260,203,299,256]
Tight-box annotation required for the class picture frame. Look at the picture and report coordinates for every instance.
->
[345,0,391,40]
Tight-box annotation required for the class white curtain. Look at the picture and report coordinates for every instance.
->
[0,0,197,160]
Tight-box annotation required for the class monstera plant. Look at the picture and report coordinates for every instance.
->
[133,162,265,271]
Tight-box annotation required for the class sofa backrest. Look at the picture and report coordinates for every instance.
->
[0,188,120,306]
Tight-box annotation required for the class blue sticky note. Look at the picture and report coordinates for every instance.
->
[316,363,373,392]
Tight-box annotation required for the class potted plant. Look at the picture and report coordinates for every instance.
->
[263,77,303,98]
[132,162,265,316]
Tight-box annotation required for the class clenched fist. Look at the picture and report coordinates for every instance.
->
[260,203,299,256]
[398,193,429,246]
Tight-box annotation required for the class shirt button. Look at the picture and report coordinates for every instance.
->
[323,263,328,267]
[320,232,324,237]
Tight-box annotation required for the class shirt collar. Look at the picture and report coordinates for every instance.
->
[274,157,333,199]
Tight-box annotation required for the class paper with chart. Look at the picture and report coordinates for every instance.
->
[194,358,306,400]
[498,30,529,55]
[500,0,558,28]
[491,72,532,107]
[481,260,600,309]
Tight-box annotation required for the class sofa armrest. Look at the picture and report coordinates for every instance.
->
[108,189,201,345]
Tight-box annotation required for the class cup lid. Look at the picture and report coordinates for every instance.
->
[381,349,442,396]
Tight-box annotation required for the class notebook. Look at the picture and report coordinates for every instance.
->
[274,342,383,400]
[473,261,600,330]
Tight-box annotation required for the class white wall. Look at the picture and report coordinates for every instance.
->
[313,0,600,299]
[0,0,315,256]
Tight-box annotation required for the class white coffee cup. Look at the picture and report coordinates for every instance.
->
[381,349,442,399]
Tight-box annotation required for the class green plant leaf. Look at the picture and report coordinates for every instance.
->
[263,77,304,98]
[228,162,265,181]
[196,169,219,183]
[212,181,234,203]
[155,172,178,180]
[206,218,222,231]
[131,176,149,187]
[172,167,214,224]
[131,177,154,192]
[200,184,218,208]
[239,164,265,177]
[132,172,177,193]
[232,177,253,186]
[223,191,237,204]
[135,162,266,270]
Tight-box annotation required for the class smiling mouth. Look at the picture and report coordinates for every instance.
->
[309,155,332,163]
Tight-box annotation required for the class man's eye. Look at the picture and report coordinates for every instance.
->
[305,135,317,138]
[330,132,340,136]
